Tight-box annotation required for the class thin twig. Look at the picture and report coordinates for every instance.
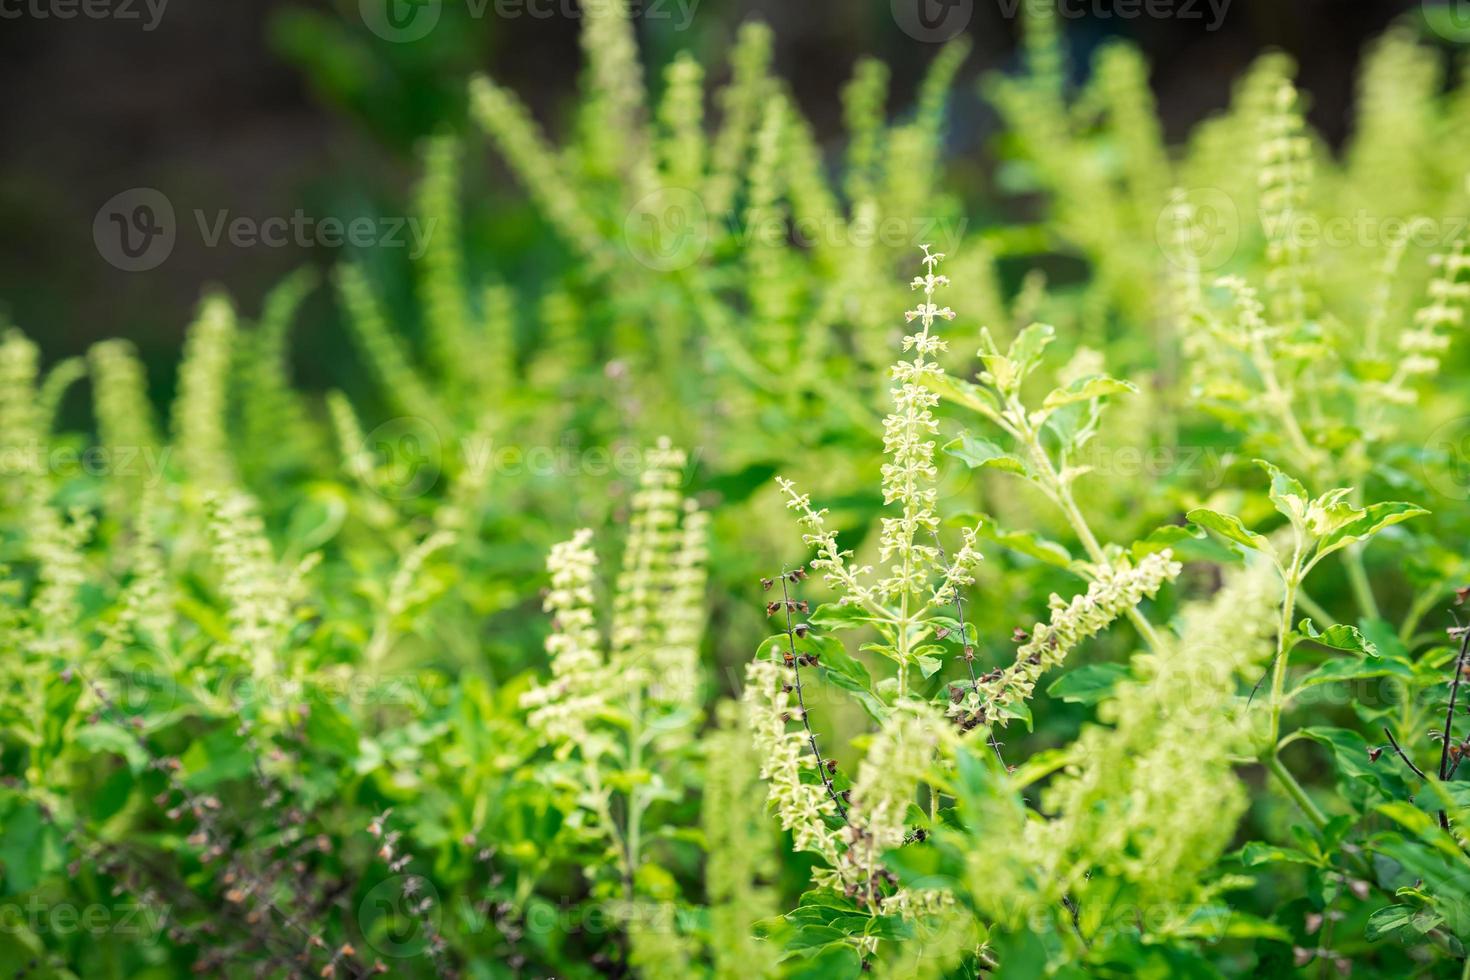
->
[74,666,372,979]
[1440,620,1464,781]
[1427,619,1470,830]
[931,530,1004,767]
[1438,623,1470,782]
[1382,726,1430,781]
[777,567,848,821]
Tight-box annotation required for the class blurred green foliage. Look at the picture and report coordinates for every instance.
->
[5,1,1470,977]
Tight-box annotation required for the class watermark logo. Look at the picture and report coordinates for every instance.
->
[892,0,973,42]
[94,188,175,272]
[94,188,435,271]
[360,0,442,42]
[0,0,169,31]
[1423,415,1470,502]
[361,0,698,41]
[357,416,443,501]
[1259,212,1465,252]
[995,0,1231,30]
[359,875,442,958]
[1157,187,1238,273]
[1424,1,1470,42]
[0,898,168,941]
[624,187,710,272]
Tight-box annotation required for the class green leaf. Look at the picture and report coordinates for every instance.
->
[1046,663,1130,705]
[1130,523,1201,558]
[180,726,258,789]
[783,941,862,978]
[1300,726,1408,803]
[76,722,151,773]
[1040,374,1137,412]
[917,655,943,679]
[1317,501,1429,558]
[1186,508,1271,555]
[1173,905,1292,942]
[1255,458,1309,521]
[0,800,44,895]
[766,634,889,727]
[1294,657,1414,690]
[1297,619,1380,657]
[924,373,1003,419]
[809,602,880,631]
[1007,322,1055,376]
[959,513,1074,569]
[1360,617,1412,664]
[1234,841,1321,867]
[944,433,1027,475]
[1365,904,1443,942]
[1130,522,1241,563]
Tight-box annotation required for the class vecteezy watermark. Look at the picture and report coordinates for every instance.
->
[891,0,973,42]
[1259,212,1469,252]
[0,0,168,30]
[359,875,442,958]
[1424,1,1470,43]
[352,416,445,502]
[349,419,705,501]
[94,188,176,273]
[93,188,437,272]
[0,442,170,484]
[0,898,169,942]
[359,0,698,43]
[624,187,710,273]
[1423,415,1470,502]
[621,185,969,272]
[994,0,1231,30]
[1076,444,1227,488]
[1156,187,1240,273]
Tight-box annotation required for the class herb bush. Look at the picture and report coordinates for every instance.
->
[5,2,1470,977]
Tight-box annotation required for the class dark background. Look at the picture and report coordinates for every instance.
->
[0,0,1429,392]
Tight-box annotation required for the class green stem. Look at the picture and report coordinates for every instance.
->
[1267,572,1300,750]
[626,688,644,900]
[1056,482,1168,654]
[1401,587,1441,646]
[1263,752,1328,830]
[1013,414,1169,654]
[1295,588,1332,626]
[1342,545,1381,622]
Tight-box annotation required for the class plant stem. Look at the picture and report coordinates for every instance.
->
[627,686,644,898]
[1342,545,1381,622]
[1267,572,1301,750]
[778,569,848,821]
[1012,414,1169,654]
[1295,588,1332,626]
[1054,481,1168,654]
[1263,752,1328,830]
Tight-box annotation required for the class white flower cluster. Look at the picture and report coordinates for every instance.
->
[524,439,708,757]
[775,245,966,619]
[832,703,943,901]
[1035,561,1280,908]
[932,526,983,608]
[965,551,1182,723]
[205,491,291,679]
[613,439,690,692]
[776,476,875,609]
[650,498,708,718]
[741,658,842,864]
[522,527,607,755]
[1387,237,1470,398]
[876,247,954,603]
